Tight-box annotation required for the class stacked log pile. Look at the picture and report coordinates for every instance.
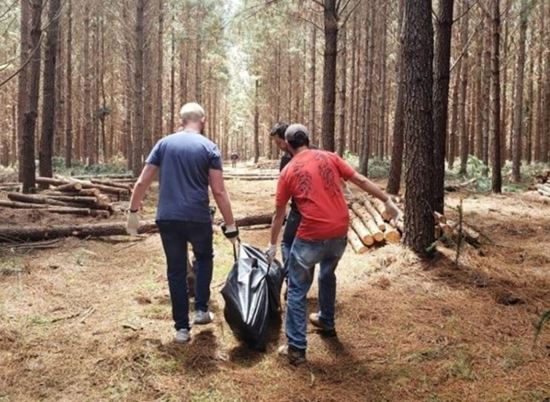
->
[536,183,550,198]
[347,197,401,254]
[347,196,481,254]
[0,176,134,218]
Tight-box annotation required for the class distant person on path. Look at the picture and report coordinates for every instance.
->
[230,152,239,168]
[266,124,401,365]
[126,102,239,343]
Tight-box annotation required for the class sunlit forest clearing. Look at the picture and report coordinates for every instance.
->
[1,0,549,401]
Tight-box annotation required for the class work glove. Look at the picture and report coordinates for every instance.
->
[126,211,139,236]
[265,243,277,265]
[384,198,402,223]
[221,223,239,244]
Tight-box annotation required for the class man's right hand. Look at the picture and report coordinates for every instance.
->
[265,243,277,265]
[384,198,402,222]
[221,223,239,244]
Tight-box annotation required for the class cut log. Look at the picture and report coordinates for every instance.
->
[214,213,273,227]
[384,225,401,244]
[348,230,368,254]
[434,225,442,239]
[7,192,112,212]
[369,197,391,221]
[361,198,386,230]
[0,200,99,216]
[395,219,404,233]
[36,177,129,198]
[8,192,73,207]
[54,182,83,192]
[349,210,374,246]
[0,213,273,243]
[350,203,384,242]
[0,220,158,242]
[44,188,102,198]
[90,179,132,191]
[0,200,49,209]
[440,223,453,237]
[520,192,550,204]
[72,173,134,180]
[536,184,550,197]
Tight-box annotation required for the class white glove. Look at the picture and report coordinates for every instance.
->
[126,211,139,236]
[384,198,402,222]
[265,243,277,265]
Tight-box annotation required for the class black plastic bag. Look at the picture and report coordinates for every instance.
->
[221,243,284,351]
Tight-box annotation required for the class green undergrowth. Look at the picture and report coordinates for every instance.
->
[53,155,131,177]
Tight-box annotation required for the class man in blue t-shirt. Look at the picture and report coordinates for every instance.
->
[126,102,238,343]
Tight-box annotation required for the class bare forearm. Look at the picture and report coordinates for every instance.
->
[213,191,235,226]
[270,210,286,245]
[129,182,148,211]
[351,174,389,202]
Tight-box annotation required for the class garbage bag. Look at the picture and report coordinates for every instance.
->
[221,243,284,351]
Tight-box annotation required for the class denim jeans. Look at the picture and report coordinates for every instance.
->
[286,236,347,350]
[281,209,302,276]
[156,220,213,330]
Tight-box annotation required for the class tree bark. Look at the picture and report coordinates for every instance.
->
[432,0,455,213]
[253,79,260,164]
[310,26,317,145]
[402,0,435,255]
[39,0,61,180]
[458,4,470,175]
[132,0,145,177]
[321,0,338,151]
[337,27,347,156]
[387,0,405,195]
[21,0,43,193]
[512,0,529,182]
[65,0,73,168]
[17,0,30,182]
[491,0,502,193]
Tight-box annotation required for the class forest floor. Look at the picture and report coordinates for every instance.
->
[1,172,549,402]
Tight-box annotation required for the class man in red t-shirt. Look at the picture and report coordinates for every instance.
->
[267,124,401,365]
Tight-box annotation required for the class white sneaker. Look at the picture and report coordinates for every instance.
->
[174,328,190,343]
[193,310,214,325]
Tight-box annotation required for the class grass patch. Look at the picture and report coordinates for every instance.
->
[53,155,130,177]
[408,346,445,363]
[446,352,476,380]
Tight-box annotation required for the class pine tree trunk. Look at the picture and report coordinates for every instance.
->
[65,0,73,168]
[38,0,61,180]
[378,3,388,159]
[359,2,376,176]
[458,5,470,175]
[21,0,43,193]
[17,0,30,182]
[337,27,347,156]
[154,0,164,143]
[310,26,317,146]
[321,0,338,151]
[491,0,502,193]
[254,79,260,164]
[387,0,405,195]
[432,0,454,214]
[132,0,145,177]
[169,27,175,134]
[512,0,529,182]
[402,0,435,255]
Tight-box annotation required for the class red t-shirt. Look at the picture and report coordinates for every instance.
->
[276,149,356,241]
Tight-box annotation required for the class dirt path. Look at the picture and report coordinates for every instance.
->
[1,180,549,401]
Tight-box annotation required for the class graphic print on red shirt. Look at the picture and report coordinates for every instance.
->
[276,149,356,241]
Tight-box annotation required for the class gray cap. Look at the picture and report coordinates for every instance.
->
[284,124,310,145]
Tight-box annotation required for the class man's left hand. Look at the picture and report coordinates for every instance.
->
[221,223,239,244]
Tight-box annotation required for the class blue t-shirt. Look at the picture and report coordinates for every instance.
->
[146,130,222,222]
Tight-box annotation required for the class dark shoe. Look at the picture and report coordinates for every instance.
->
[278,344,306,366]
[309,313,337,337]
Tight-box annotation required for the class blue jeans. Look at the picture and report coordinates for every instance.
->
[281,209,302,275]
[286,236,347,350]
[156,220,213,330]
